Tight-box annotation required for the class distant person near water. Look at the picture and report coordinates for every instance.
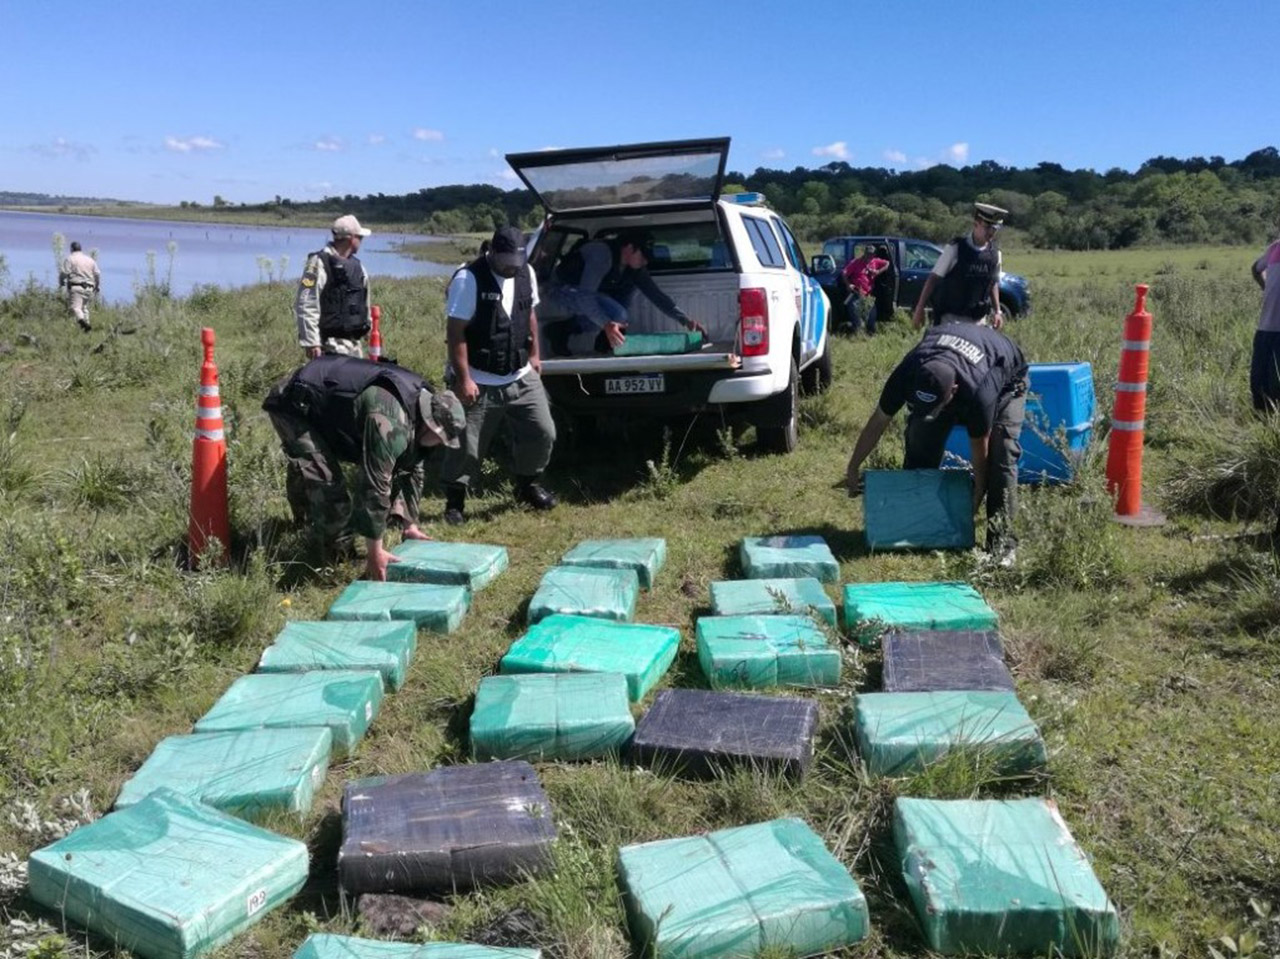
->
[1250,231,1280,411]
[914,202,1008,330]
[59,241,100,332]
[295,215,373,358]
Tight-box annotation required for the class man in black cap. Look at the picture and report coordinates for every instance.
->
[913,202,1009,330]
[539,229,705,355]
[844,321,1028,558]
[440,225,557,524]
[263,354,465,579]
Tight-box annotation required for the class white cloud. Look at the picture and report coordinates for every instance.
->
[812,141,850,161]
[30,137,95,161]
[762,147,785,161]
[313,136,344,153]
[944,142,969,164]
[368,133,386,145]
[883,149,908,165]
[497,169,519,182]
[488,147,500,158]
[412,127,444,142]
[165,135,224,153]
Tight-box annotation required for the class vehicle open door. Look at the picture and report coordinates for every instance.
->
[506,138,731,214]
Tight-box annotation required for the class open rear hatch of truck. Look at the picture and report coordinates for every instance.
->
[506,138,731,214]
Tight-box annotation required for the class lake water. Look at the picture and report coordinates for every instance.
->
[0,210,454,303]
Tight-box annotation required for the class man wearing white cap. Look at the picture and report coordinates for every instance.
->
[913,202,1009,330]
[295,214,374,358]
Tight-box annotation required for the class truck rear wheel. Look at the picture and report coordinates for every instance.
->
[756,359,799,454]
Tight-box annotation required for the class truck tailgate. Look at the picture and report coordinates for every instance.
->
[541,351,741,375]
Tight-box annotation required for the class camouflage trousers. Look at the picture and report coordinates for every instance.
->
[267,408,354,546]
[321,338,365,357]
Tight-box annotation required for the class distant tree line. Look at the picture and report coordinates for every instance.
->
[187,145,1280,249]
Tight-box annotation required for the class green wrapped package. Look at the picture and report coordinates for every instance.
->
[619,817,869,959]
[612,330,703,356]
[854,691,1046,776]
[115,728,332,818]
[327,580,470,633]
[499,614,679,701]
[739,536,839,583]
[527,566,639,623]
[560,537,667,589]
[709,578,836,626]
[842,581,997,645]
[894,797,1121,956]
[863,469,975,550]
[193,670,384,756]
[294,935,540,959]
[696,615,840,689]
[387,540,509,591]
[257,620,416,691]
[28,788,308,959]
[470,672,634,761]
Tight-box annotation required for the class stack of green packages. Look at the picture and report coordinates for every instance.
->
[696,614,840,689]
[739,535,839,582]
[293,935,541,959]
[470,672,634,761]
[527,566,639,623]
[28,789,309,959]
[499,614,679,701]
[386,540,509,590]
[257,620,416,690]
[618,818,869,959]
[894,797,1120,955]
[327,580,471,633]
[559,537,667,588]
[709,577,837,626]
[842,581,997,645]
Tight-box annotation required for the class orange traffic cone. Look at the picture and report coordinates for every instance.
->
[1105,285,1165,527]
[369,305,383,362]
[189,327,231,566]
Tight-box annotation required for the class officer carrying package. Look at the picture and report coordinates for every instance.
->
[931,236,999,320]
[263,355,431,457]
[315,250,371,340]
[461,250,533,376]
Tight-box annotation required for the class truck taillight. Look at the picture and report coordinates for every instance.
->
[739,288,769,356]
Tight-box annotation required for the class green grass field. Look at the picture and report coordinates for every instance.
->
[1,245,1278,959]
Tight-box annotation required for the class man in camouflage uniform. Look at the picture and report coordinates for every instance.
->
[59,241,101,332]
[263,354,465,579]
[295,214,373,358]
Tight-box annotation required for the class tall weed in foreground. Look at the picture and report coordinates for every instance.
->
[1010,474,1127,591]
[1164,411,1280,524]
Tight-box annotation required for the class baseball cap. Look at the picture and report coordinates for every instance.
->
[417,389,465,448]
[973,202,1007,226]
[332,214,372,238]
[488,225,526,271]
[907,359,958,421]
[618,229,656,260]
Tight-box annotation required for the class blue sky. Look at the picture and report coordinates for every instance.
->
[4,0,1277,205]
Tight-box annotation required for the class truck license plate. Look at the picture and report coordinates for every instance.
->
[605,374,665,395]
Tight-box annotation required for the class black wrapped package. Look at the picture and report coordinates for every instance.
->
[338,761,556,895]
[629,689,819,780]
[881,629,1015,692]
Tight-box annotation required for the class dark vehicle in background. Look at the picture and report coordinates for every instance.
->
[813,235,1031,324]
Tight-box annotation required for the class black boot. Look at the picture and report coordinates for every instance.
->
[515,475,557,511]
[443,483,467,525]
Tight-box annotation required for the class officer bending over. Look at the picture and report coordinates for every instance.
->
[845,321,1028,559]
[264,355,465,579]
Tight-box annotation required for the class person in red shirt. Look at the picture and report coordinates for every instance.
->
[839,244,889,335]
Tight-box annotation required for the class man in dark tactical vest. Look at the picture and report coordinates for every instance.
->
[264,354,464,579]
[913,202,1008,330]
[295,214,373,358]
[844,320,1029,562]
[440,225,557,524]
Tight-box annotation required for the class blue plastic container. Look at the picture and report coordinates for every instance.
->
[943,362,1094,484]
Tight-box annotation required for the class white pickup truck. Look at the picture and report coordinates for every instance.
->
[506,137,832,453]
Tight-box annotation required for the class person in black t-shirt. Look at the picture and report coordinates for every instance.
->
[844,322,1029,557]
